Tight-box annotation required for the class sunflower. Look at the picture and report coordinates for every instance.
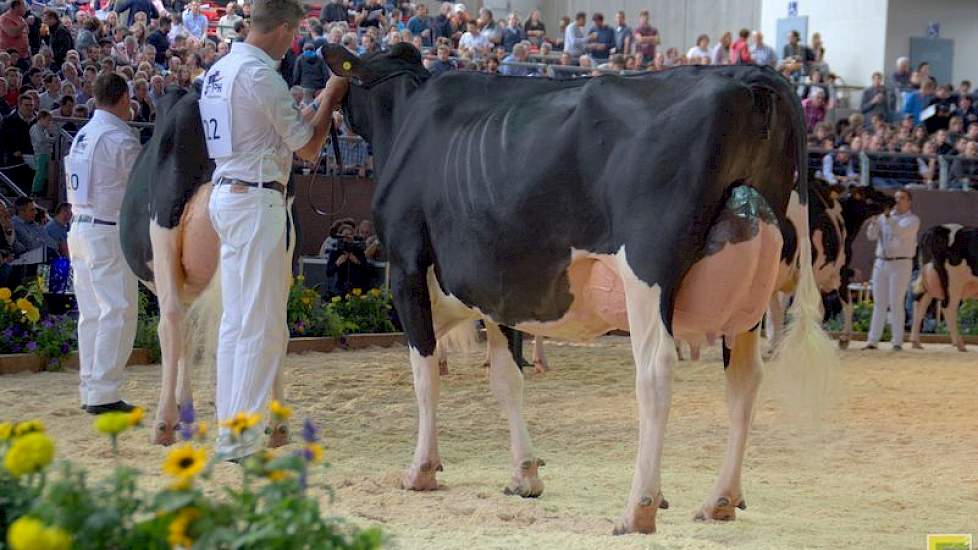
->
[351,288,363,296]
[93,412,131,435]
[0,288,11,301]
[369,288,382,297]
[4,432,55,477]
[127,407,145,427]
[167,507,200,549]
[15,298,32,311]
[269,400,292,422]
[13,420,44,437]
[221,412,260,435]
[266,469,291,482]
[162,444,207,481]
[5,517,69,550]
[23,306,40,324]
[0,422,12,441]
[305,443,324,464]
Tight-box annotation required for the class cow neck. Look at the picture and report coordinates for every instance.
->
[353,74,423,175]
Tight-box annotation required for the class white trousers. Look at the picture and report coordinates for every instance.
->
[209,185,289,459]
[68,222,138,406]
[867,258,913,346]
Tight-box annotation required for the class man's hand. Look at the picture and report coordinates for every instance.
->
[336,253,348,266]
[348,253,360,265]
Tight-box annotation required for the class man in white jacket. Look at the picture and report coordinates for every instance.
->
[865,189,920,351]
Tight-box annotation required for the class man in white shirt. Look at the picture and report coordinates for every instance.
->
[864,189,920,351]
[218,1,243,41]
[749,31,776,68]
[458,19,489,54]
[64,73,142,415]
[202,0,347,461]
[563,12,588,57]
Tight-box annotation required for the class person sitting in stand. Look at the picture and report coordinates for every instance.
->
[326,224,369,296]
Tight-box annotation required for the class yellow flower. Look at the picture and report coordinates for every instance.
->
[163,444,207,481]
[296,274,305,283]
[351,288,362,296]
[0,422,12,440]
[330,296,341,304]
[195,421,208,440]
[167,507,200,549]
[24,306,40,324]
[15,298,32,311]
[127,407,145,427]
[221,412,260,435]
[13,420,44,437]
[269,400,292,422]
[301,297,312,305]
[93,412,131,436]
[0,288,11,301]
[36,275,45,290]
[4,432,55,477]
[266,470,290,482]
[369,288,382,297]
[6,518,70,550]
[306,443,324,464]
[5,302,16,312]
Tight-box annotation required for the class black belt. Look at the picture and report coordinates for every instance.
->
[74,215,116,226]
[877,256,912,261]
[217,178,286,194]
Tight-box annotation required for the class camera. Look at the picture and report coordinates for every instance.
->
[338,240,364,254]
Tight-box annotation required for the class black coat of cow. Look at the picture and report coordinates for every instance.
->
[322,44,807,357]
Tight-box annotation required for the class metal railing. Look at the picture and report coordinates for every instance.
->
[809,148,976,190]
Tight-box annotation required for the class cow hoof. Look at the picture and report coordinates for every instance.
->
[911,342,924,350]
[956,345,968,353]
[532,360,549,375]
[401,461,442,491]
[612,494,659,535]
[266,423,289,448]
[694,495,745,522]
[438,360,449,376]
[503,458,545,498]
[153,421,178,446]
[838,338,850,350]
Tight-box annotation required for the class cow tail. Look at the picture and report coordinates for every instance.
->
[769,86,841,421]
[183,264,224,402]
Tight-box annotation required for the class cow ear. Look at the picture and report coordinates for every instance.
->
[321,44,367,80]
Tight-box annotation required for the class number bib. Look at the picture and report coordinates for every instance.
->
[65,155,91,206]
[199,98,232,159]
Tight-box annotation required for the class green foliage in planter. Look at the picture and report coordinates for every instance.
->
[288,276,355,338]
[135,292,162,364]
[327,288,396,334]
[934,298,978,336]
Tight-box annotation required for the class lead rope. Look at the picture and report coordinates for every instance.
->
[306,121,348,218]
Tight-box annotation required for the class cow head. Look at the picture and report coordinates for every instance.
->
[838,184,895,242]
[321,43,429,148]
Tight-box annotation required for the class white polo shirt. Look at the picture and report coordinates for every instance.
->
[867,210,921,259]
[67,109,141,222]
[206,42,314,185]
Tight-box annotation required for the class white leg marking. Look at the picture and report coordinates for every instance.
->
[403,346,443,491]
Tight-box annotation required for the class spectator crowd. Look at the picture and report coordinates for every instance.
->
[0,0,976,282]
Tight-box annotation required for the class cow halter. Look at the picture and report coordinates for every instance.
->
[351,68,426,90]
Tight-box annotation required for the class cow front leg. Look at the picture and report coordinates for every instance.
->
[840,297,854,350]
[532,336,549,374]
[487,324,543,497]
[696,330,760,522]
[435,342,449,376]
[910,294,931,350]
[943,294,967,352]
[150,224,185,446]
[614,283,674,535]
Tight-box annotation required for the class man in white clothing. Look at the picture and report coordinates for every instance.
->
[65,73,141,414]
[202,0,346,460]
[865,189,920,351]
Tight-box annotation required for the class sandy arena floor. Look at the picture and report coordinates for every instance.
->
[1,337,976,549]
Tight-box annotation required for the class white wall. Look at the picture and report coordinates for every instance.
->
[760,0,888,87]
[884,0,978,85]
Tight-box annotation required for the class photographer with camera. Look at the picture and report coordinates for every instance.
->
[326,224,369,296]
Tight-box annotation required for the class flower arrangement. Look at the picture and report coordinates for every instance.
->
[0,404,383,549]
[287,276,355,338]
[327,288,396,335]
[0,279,77,369]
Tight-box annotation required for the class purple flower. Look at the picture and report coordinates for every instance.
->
[41,319,54,329]
[302,419,319,443]
[60,343,71,354]
[179,400,196,441]
[26,342,37,353]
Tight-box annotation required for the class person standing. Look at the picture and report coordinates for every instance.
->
[0,0,29,70]
[864,189,920,351]
[64,73,142,414]
[201,0,345,461]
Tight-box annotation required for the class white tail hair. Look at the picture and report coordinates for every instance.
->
[438,319,480,354]
[769,201,841,421]
[178,265,223,409]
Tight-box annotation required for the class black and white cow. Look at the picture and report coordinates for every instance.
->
[320,44,835,534]
[119,87,291,445]
[768,182,893,349]
[911,224,978,351]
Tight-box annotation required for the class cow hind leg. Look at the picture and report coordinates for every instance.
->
[613,279,674,535]
[910,293,932,350]
[486,324,544,497]
[765,292,786,354]
[696,330,760,522]
[943,293,966,352]
[532,336,548,374]
[149,222,187,446]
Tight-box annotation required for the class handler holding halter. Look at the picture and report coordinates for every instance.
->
[201,0,345,460]
[65,73,141,415]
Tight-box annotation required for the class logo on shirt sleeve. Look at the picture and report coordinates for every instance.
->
[204,72,224,95]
